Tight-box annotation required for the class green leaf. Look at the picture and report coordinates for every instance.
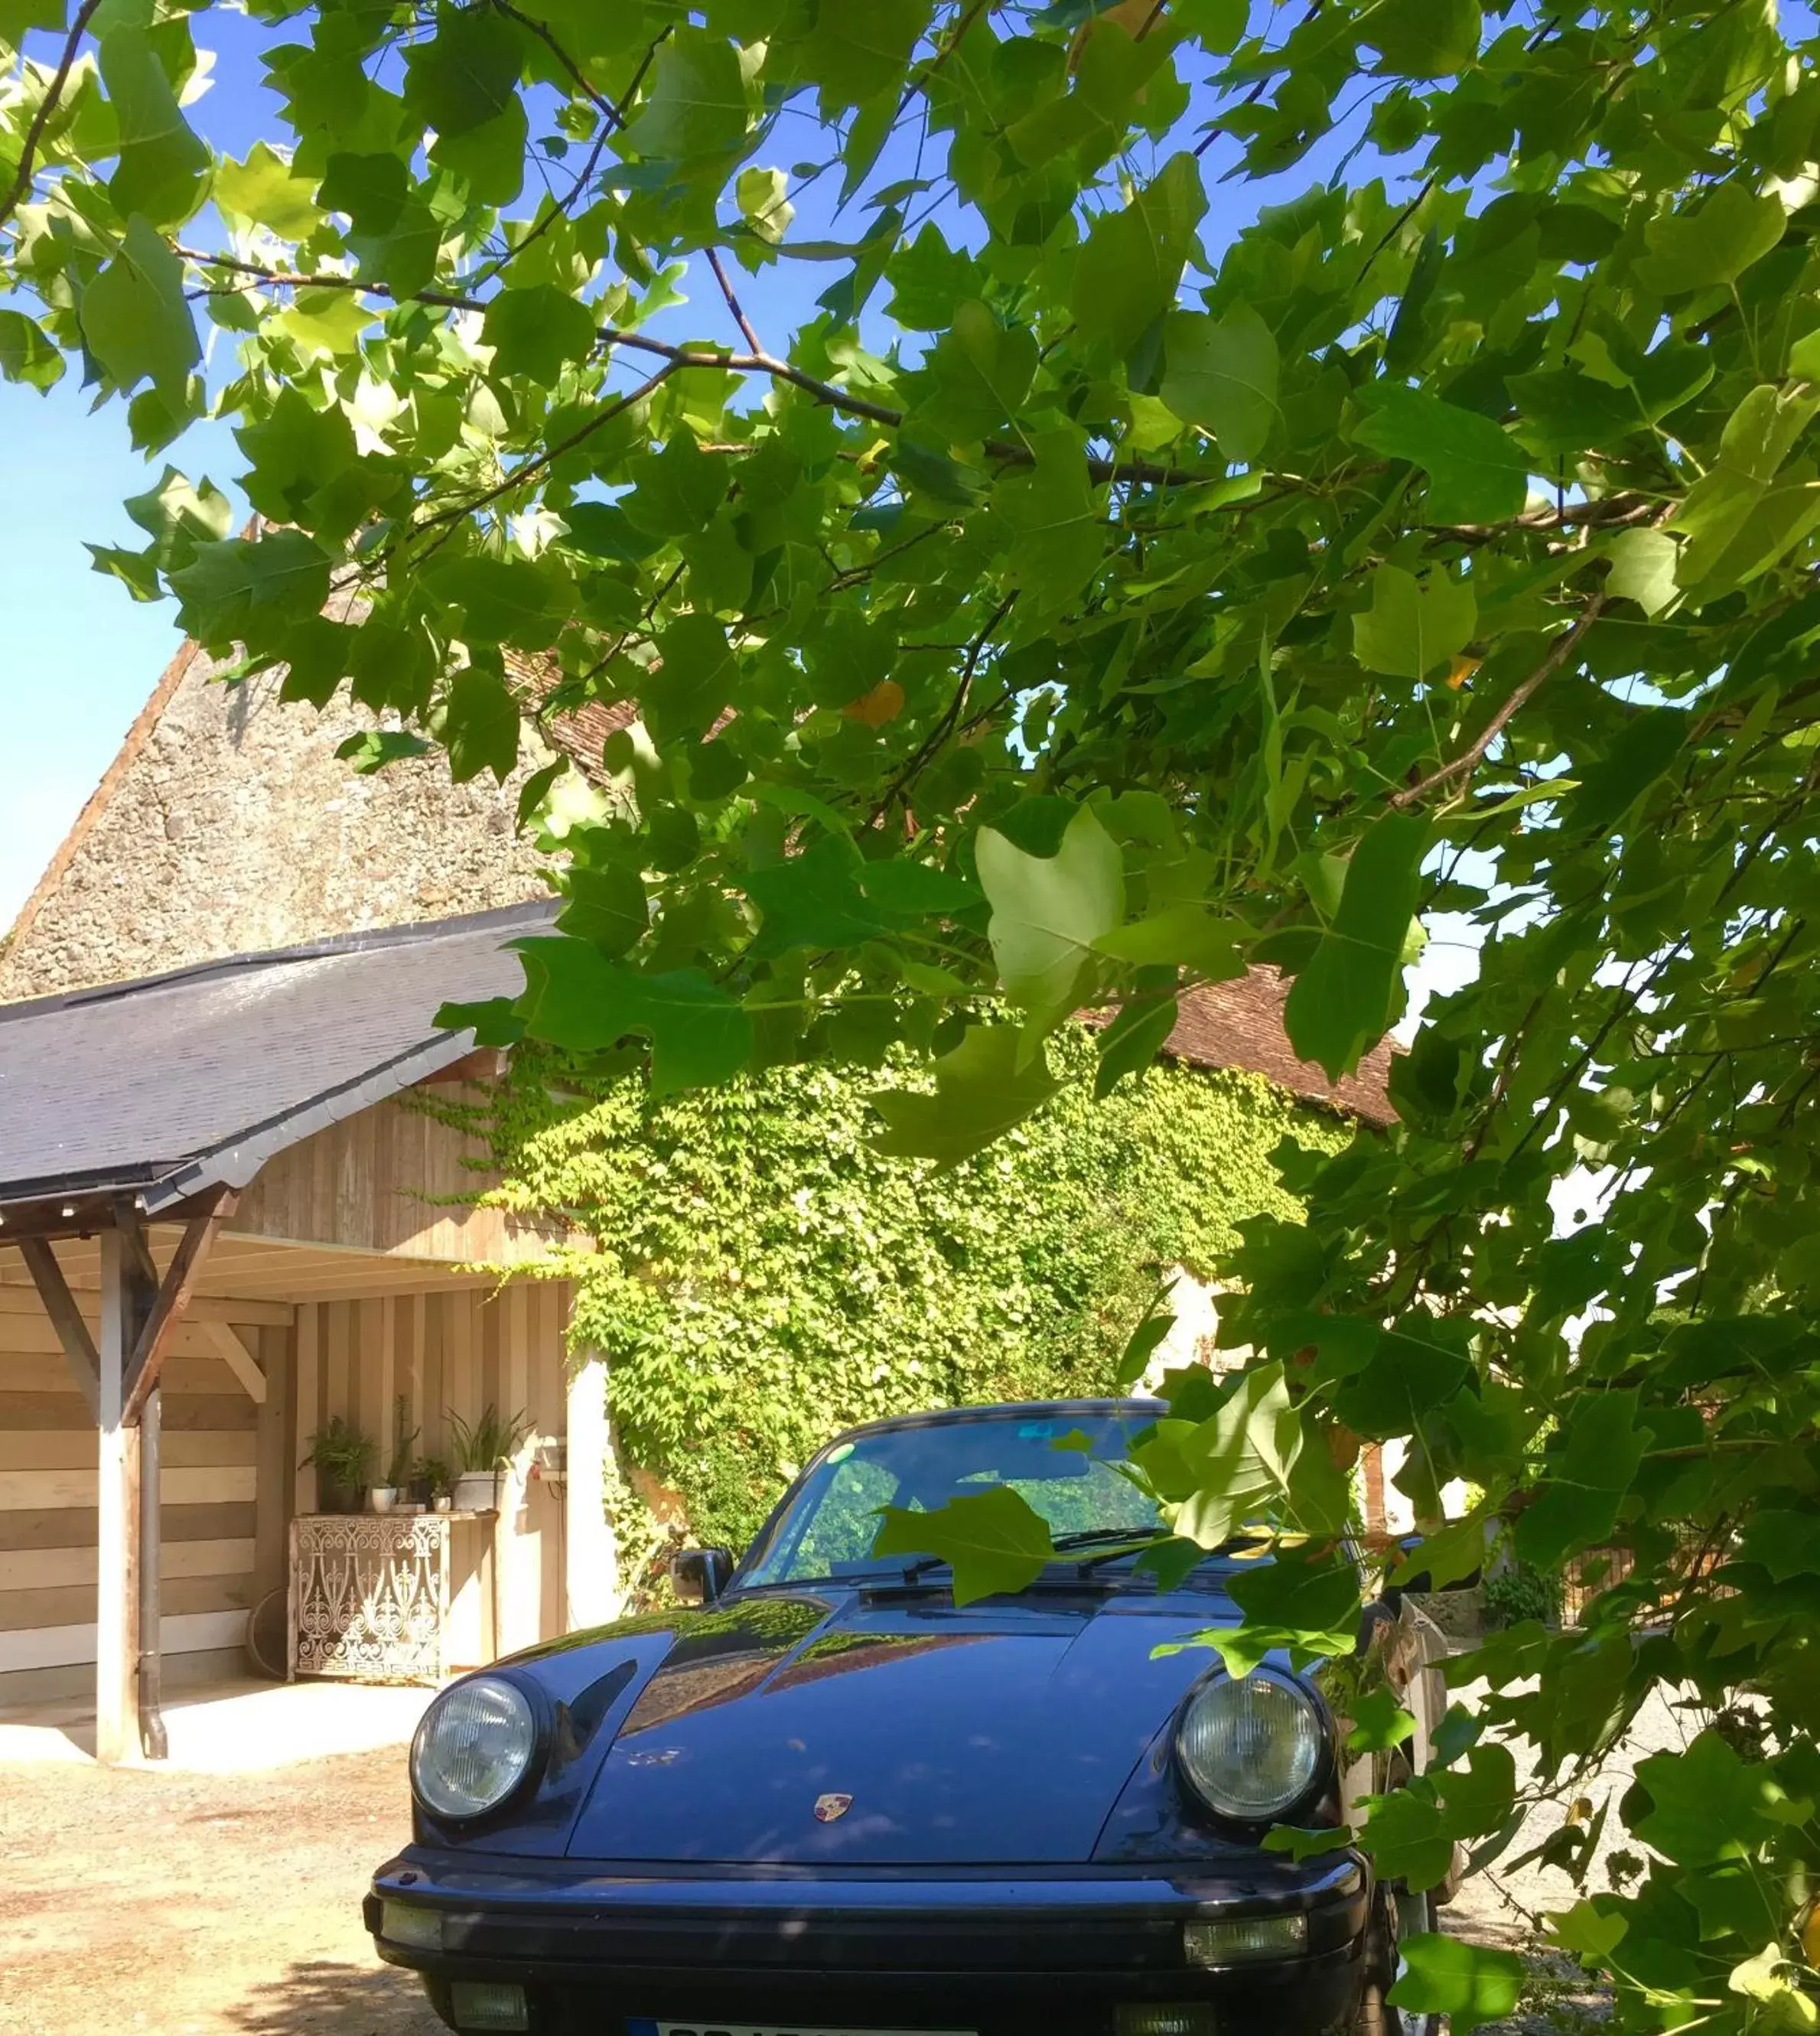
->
[1262,1822,1358,1860]
[442,665,520,783]
[514,937,754,1095]
[1544,1901,1629,1963]
[80,214,200,401]
[1352,384,1528,524]
[1367,0,1482,77]
[1564,707,1689,833]
[621,25,750,161]
[871,1484,1055,1607]
[1346,1683,1418,1755]
[1364,1789,1457,1891]
[1095,904,1245,979]
[1737,1508,1820,1582]
[558,867,649,958]
[1093,993,1180,1098]
[736,165,793,244]
[0,308,63,391]
[977,805,1125,1033]
[994,429,1105,615]
[1604,528,1679,617]
[1633,182,1786,296]
[1112,1276,1180,1388]
[1166,1363,1352,1550]
[1072,153,1207,363]
[99,28,210,228]
[1159,305,1281,463]
[747,836,895,955]
[1353,565,1477,679]
[796,0,933,108]
[644,612,738,741]
[0,0,63,45]
[1440,1742,1518,1838]
[402,5,524,136]
[623,427,728,538]
[1512,1388,1650,1570]
[168,531,330,649]
[1633,1731,1786,1868]
[213,141,321,240]
[1223,1546,1363,1670]
[1283,812,1428,1082]
[337,730,431,774]
[886,224,982,330]
[917,300,1038,445]
[426,555,560,647]
[870,1025,1063,1165]
[482,285,597,383]
[1389,1935,1524,2028]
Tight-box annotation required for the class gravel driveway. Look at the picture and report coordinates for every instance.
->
[0,1676,1696,2036]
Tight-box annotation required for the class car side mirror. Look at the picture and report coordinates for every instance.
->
[672,1546,735,1605]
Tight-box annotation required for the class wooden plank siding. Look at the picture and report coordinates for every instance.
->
[0,1284,286,1686]
[295,1279,573,1655]
[230,1096,573,1267]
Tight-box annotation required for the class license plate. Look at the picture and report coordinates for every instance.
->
[628,2024,975,2036]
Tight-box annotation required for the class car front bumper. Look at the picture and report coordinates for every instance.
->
[366,1847,1374,2036]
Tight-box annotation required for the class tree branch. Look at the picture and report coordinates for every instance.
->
[171,246,1206,487]
[871,591,1017,823]
[0,0,104,236]
[1389,596,1605,811]
[705,246,763,355]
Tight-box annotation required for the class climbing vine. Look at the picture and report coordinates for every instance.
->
[469,1028,1346,1552]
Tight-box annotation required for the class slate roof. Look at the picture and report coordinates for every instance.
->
[0,900,555,1213]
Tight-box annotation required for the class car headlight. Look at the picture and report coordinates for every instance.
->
[1176,1666,1327,1823]
[411,1674,539,1822]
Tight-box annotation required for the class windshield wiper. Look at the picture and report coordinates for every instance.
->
[1046,1526,1172,1573]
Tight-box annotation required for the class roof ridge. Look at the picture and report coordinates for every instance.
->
[0,895,559,1026]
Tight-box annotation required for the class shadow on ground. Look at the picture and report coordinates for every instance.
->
[227,1960,445,2035]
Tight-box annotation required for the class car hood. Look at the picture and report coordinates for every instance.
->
[562,1586,1232,1866]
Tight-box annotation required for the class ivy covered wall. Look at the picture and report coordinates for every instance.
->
[470,1031,1350,1572]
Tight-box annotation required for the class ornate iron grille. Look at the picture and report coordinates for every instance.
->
[288,1513,452,1683]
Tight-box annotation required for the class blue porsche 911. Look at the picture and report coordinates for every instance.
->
[366,1400,1455,2036]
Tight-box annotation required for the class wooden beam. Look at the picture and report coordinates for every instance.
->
[94,1231,141,1767]
[122,1192,239,1429]
[197,1320,267,1405]
[16,1238,100,1421]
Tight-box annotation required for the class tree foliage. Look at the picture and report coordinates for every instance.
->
[8,1,1820,2025]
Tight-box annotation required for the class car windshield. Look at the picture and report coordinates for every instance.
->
[738,1409,1164,1588]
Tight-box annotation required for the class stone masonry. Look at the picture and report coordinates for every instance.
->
[0,641,560,1002]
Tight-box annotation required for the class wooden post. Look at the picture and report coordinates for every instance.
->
[95,1230,141,1766]
[565,1350,620,1628]
[138,1383,168,1761]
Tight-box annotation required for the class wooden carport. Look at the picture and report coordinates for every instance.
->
[0,903,616,1761]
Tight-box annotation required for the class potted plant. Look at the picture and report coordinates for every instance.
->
[370,1396,418,1513]
[301,1415,376,1515]
[447,1405,532,1512]
[412,1454,455,1512]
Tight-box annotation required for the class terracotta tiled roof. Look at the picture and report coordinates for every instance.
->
[1085,970,1398,1126]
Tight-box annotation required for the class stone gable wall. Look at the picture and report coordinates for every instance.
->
[0,645,555,1002]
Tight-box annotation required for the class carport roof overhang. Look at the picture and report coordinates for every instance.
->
[0,898,554,1235]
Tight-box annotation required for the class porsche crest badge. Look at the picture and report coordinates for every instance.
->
[812,1792,853,1823]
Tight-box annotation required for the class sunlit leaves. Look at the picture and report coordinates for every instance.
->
[213,141,320,240]
[483,285,598,383]
[514,936,754,1096]
[870,1025,1063,1165]
[1389,1937,1524,2029]
[78,215,199,400]
[1632,182,1787,298]
[976,805,1125,1034]
[99,27,210,229]
[620,24,751,163]
[871,1483,1055,1606]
